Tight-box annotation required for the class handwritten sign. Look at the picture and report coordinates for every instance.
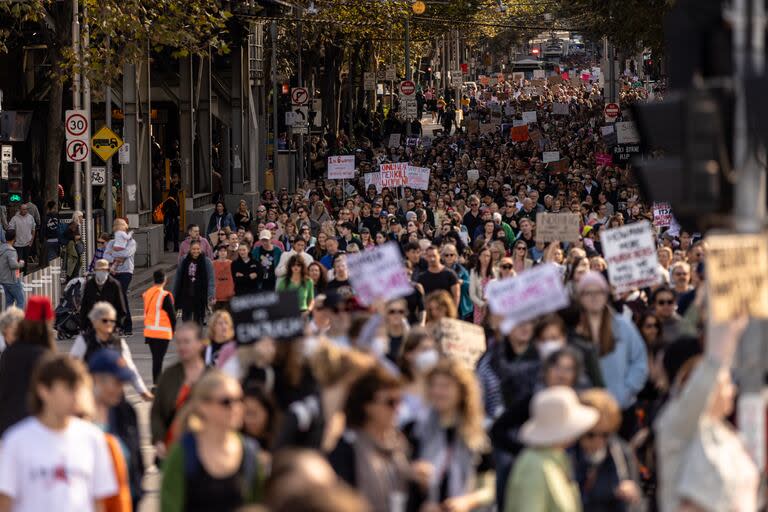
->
[405,165,430,190]
[552,102,570,116]
[467,169,480,182]
[533,69,546,79]
[600,221,660,294]
[388,133,402,148]
[706,233,768,323]
[364,172,382,193]
[595,152,613,166]
[486,264,570,333]
[435,318,486,369]
[536,213,581,243]
[652,202,673,228]
[327,155,355,180]
[231,291,304,343]
[380,162,408,188]
[522,111,538,124]
[346,243,413,306]
[615,121,640,144]
[511,125,530,142]
[542,151,560,163]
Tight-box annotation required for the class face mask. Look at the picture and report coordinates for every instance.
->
[370,336,389,358]
[413,349,439,373]
[95,271,109,284]
[537,339,564,359]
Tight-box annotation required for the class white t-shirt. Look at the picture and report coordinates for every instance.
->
[8,214,36,247]
[0,417,117,512]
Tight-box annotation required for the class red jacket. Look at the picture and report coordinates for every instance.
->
[213,259,235,302]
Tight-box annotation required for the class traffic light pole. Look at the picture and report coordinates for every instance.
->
[405,17,411,137]
[82,6,94,269]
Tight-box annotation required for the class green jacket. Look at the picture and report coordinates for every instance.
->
[504,447,582,512]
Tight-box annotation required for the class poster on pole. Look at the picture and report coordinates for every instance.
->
[364,172,382,193]
[486,264,570,333]
[346,242,413,306]
[435,318,486,370]
[600,221,660,294]
[542,151,560,163]
[535,212,581,243]
[230,291,304,343]
[380,162,408,188]
[327,155,356,179]
[706,233,768,323]
[652,202,673,228]
[405,165,430,190]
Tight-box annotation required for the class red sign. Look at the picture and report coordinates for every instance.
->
[511,125,530,142]
[66,139,89,162]
[460,63,468,74]
[291,87,309,105]
[604,103,620,119]
[399,80,416,96]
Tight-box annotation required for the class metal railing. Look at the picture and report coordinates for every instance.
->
[0,259,62,313]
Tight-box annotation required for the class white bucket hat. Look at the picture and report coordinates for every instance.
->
[519,386,599,447]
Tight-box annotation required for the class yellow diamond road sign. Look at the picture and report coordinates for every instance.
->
[91,126,124,162]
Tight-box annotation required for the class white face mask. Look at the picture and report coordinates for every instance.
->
[537,339,564,359]
[370,336,389,358]
[413,349,439,373]
[94,271,109,285]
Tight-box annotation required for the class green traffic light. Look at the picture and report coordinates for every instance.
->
[9,194,22,204]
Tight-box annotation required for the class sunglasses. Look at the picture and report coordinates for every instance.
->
[443,253,457,258]
[515,246,526,251]
[387,309,405,315]
[208,396,244,408]
[656,300,675,306]
[500,264,513,270]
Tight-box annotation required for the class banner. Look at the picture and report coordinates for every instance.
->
[346,242,413,306]
[533,69,546,79]
[405,165,430,190]
[535,212,581,242]
[600,221,660,294]
[435,318,486,369]
[652,202,673,228]
[231,291,304,343]
[486,264,570,333]
[380,162,408,188]
[706,233,768,323]
[327,155,355,180]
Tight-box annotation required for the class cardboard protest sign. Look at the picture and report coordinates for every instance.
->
[231,291,304,343]
[512,72,524,83]
[706,233,768,323]
[547,157,570,174]
[552,103,570,116]
[405,165,430,190]
[467,169,480,182]
[327,155,356,179]
[547,75,564,85]
[380,162,408,188]
[652,202,673,228]
[480,123,497,135]
[486,264,570,333]
[542,151,560,163]
[615,121,640,144]
[533,69,546,79]
[388,133,402,148]
[595,153,613,166]
[536,212,581,243]
[600,221,660,294]
[435,318,486,369]
[522,111,538,124]
[364,172,382,193]
[346,242,413,306]
[511,125,530,142]
[529,129,544,145]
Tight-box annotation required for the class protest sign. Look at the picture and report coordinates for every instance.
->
[467,169,480,182]
[421,136,433,148]
[486,264,570,333]
[652,202,673,228]
[595,152,613,166]
[600,221,660,294]
[535,212,581,243]
[547,157,570,174]
[405,137,420,147]
[615,121,640,144]
[480,123,497,135]
[533,69,545,79]
[405,165,430,190]
[388,133,402,148]
[346,243,413,306]
[511,125,530,142]
[512,119,527,127]
[522,111,538,124]
[706,233,768,323]
[231,291,304,343]
[553,102,570,116]
[547,75,564,85]
[529,129,544,145]
[467,120,480,134]
[380,162,408,188]
[435,318,486,369]
[512,72,524,83]
[327,155,355,179]
[364,172,382,192]
[542,151,560,163]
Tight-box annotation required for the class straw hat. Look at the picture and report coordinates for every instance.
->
[519,387,599,446]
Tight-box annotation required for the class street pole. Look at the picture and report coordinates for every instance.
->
[72,0,82,213]
[455,29,461,111]
[105,35,113,226]
[297,8,304,183]
[271,20,279,190]
[405,17,411,137]
[82,6,93,268]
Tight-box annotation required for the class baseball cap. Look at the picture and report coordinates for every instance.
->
[25,296,54,323]
[88,349,133,382]
[259,229,272,240]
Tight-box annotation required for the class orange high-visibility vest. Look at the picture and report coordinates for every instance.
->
[143,284,174,340]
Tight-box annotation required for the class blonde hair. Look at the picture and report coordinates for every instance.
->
[579,388,621,433]
[427,359,489,452]
[112,218,128,232]
[309,341,376,386]
[207,310,235,343]
[425,290,457,323]
[175,370,239,434]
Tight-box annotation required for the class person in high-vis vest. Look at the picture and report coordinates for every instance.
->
[143,270,176,384]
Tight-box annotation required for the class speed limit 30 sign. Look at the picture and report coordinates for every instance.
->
[65,110,90,163]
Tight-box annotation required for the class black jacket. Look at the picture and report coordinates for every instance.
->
[80,276,128,330]
[0,342,48,436]
[231,256,261,295]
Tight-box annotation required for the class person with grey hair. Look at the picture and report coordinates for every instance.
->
[80,258,127,331]
[0,306,23,352]
[70,301,152,400]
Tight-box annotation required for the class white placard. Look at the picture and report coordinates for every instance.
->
[364,172,382,193]
[486,263,570,333]
[513,119,527,127]
[388,133,401,148]
[380,162,408,188]
[542,151,560,163]
[405,166,430,190]
[522,111,538,124]
[615,121,640,144]
[533,69,546,79]
[601,125,615,136]
[467,169,480,182]
[553,102,570,116]
[327,155,356,180]
[91,166,106,186]
[346,243,413,306]
[600,221,660,294]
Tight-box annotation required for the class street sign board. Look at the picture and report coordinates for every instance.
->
[385,65,396,81]
[604,102,620,122]
[364,72,376,91]
[451,70,463,87]
[1,145,11,164]
[118,143,130,165]
[399,80,416,97]
[91,125,124,162]
[290,87,309,106]
[66,139,90,162]
[65,110,89,139]
[290,106,309,134]
[91,166,106,185]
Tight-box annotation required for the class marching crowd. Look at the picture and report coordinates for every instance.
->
[0,57,758,512]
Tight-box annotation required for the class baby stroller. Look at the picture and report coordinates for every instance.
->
[55,277,84,340]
